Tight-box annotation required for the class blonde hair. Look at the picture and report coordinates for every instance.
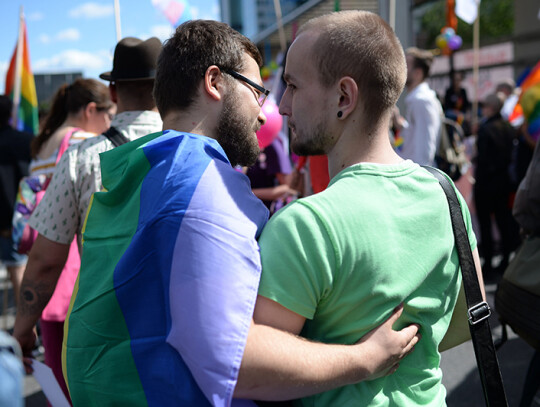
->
[298,11,406,131]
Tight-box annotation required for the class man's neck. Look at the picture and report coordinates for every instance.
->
[115,106,158,114]
[406,79,424,93]
[327,121,403,179]
[161,110,216,139]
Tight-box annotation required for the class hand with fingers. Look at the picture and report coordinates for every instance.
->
[353,303,420,381]
[13,326,37,374]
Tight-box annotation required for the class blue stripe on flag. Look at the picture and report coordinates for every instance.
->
[113,132,217,405]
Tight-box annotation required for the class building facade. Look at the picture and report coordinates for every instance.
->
[34,72,83,108]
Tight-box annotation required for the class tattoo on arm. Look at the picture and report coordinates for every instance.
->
[19,280,55,317]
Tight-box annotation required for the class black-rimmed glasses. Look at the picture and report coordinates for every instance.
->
[222,69,270,107]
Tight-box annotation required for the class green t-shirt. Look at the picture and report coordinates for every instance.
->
[258,161,477,407]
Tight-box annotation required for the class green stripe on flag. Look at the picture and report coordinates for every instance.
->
[64,132,162,405]
[19,96,38,134]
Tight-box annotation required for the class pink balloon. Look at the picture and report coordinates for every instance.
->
[257,98,283,149]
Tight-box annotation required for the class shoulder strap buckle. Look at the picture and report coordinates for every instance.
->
[468,301,491,325]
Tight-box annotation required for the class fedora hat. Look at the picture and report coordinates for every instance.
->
[100,37,162,82]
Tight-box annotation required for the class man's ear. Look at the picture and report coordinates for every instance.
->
[336,77,358,120]
[204,65,225,102]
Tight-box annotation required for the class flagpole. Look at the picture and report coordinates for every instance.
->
[472,2,480,130]
[272,0,287,54]
[389,0,396,31]
[11,6,24,128]
[114,0,122,42]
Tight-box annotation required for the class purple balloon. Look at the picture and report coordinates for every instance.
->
[448,35,463,51]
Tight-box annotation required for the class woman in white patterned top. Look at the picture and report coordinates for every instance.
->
[25,77,115,403]
[30,78,115,176]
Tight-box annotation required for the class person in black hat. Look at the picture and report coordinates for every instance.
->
[99,36,160,82]
[12,37,163,388]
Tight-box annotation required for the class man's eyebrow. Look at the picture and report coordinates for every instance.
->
[283,72,293,83]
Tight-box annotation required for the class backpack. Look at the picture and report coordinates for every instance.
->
[11,126,129,254]
[102,126,129,147]
[11,129,77,254]
[435,117,469,181]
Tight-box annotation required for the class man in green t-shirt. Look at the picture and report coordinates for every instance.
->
[255,11,486,406]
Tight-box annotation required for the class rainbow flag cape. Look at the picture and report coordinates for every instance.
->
[151,0,193,27]
[5,10,38,135]
[63,130,268,406]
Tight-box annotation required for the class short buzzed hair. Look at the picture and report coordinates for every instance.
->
[298,11,406,130]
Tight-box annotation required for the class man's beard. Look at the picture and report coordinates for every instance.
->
[216,91,261,167]
[290,120,329,156]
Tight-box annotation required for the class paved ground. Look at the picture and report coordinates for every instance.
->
[1,265,538,406]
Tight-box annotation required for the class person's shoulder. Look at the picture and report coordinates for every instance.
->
[0,127,33,158]
[74,134,111,153]
[62,135,113,171]
[0,126,33,143]
[68,129,96,143]
[181,160,269,235]
[261,199,323,244]
[415,85,439,101]
[268,197,319,226]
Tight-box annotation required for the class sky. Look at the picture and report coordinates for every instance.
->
[0,0,221,94]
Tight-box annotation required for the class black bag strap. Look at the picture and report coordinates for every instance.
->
[423,165,508,407]
[103,126,129,147]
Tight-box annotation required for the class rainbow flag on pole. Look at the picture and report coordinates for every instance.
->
[5,7,38,135]
[63,130,268,406]
[510,61,540,140]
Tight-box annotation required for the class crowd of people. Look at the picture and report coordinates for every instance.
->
[0,9,537,407]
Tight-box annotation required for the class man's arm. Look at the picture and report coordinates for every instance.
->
[12,235,70,360]
[14,143,87,355]
[472,247,486,300]
[235,298,419,401]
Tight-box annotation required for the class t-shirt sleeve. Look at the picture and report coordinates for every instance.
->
[28,146,80,245]
[257,200,336,319]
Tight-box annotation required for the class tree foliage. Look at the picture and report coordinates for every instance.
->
[418,0,514,49]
